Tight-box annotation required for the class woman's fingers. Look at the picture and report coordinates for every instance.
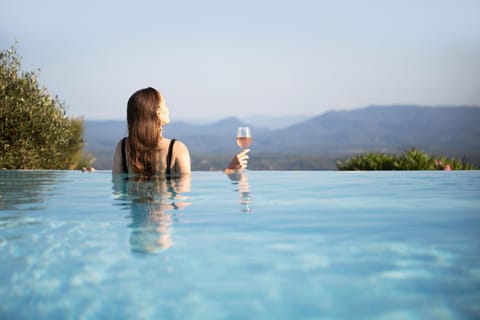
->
[225,149,251,172]
[237,150,249,169]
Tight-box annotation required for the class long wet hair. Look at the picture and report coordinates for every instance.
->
[127,87,163,176]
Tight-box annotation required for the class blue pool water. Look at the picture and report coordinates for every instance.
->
[1,170,479,319]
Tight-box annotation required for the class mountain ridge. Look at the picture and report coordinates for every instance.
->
[84,105,480,170]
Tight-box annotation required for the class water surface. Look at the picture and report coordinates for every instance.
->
[1,170,479,319]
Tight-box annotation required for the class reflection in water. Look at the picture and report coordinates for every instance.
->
[112,175,191,254]
[227,171,252,213]
[0,170,65,212]
[0,171,66,231]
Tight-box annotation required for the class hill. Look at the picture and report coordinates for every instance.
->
[84,105,480,170]
[262,105,480,153]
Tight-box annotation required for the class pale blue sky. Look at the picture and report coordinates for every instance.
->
[2,0,479,121]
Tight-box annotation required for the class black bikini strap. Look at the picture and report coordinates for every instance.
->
[166,139,176,175]
[121,137,128,173]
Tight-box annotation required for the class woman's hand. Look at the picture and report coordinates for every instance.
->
[224,149,250,173]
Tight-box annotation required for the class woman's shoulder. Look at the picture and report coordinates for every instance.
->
[114,138,125,152]
[112,138,127,174]
[162,138,185,148]
[168,139,190,158]
[159,138,188,154]
[174,139,190,154]
[170,139,191,173]
[171,139,187,149]
[115,137,127,147]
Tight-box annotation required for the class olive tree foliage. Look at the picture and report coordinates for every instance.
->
[0,45,93,169]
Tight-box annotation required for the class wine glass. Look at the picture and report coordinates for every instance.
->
[236,127,251,150]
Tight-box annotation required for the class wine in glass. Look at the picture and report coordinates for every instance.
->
[236,127,252,150]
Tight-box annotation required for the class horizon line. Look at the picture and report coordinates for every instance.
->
[80,104,480,122]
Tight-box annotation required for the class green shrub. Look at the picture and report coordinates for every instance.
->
[336,152,398,170]
[0,45,93,169]
[337,148,476,170]
[396,148,435,170]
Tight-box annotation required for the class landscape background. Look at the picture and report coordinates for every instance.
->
[85,105,480,170]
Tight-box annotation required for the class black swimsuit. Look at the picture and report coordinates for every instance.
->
[121,138,176,175]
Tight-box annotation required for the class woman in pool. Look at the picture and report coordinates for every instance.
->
[112,87,249,176]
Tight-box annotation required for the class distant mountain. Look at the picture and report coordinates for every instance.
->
[259,105,480,154]
[243,114,310,129]
[84,105,480,170]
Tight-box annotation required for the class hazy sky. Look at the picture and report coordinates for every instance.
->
[2,0,479,121]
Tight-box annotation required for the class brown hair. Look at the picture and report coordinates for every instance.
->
[127,87,163,176]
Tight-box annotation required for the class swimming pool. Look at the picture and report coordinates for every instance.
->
[1,170,479,319]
